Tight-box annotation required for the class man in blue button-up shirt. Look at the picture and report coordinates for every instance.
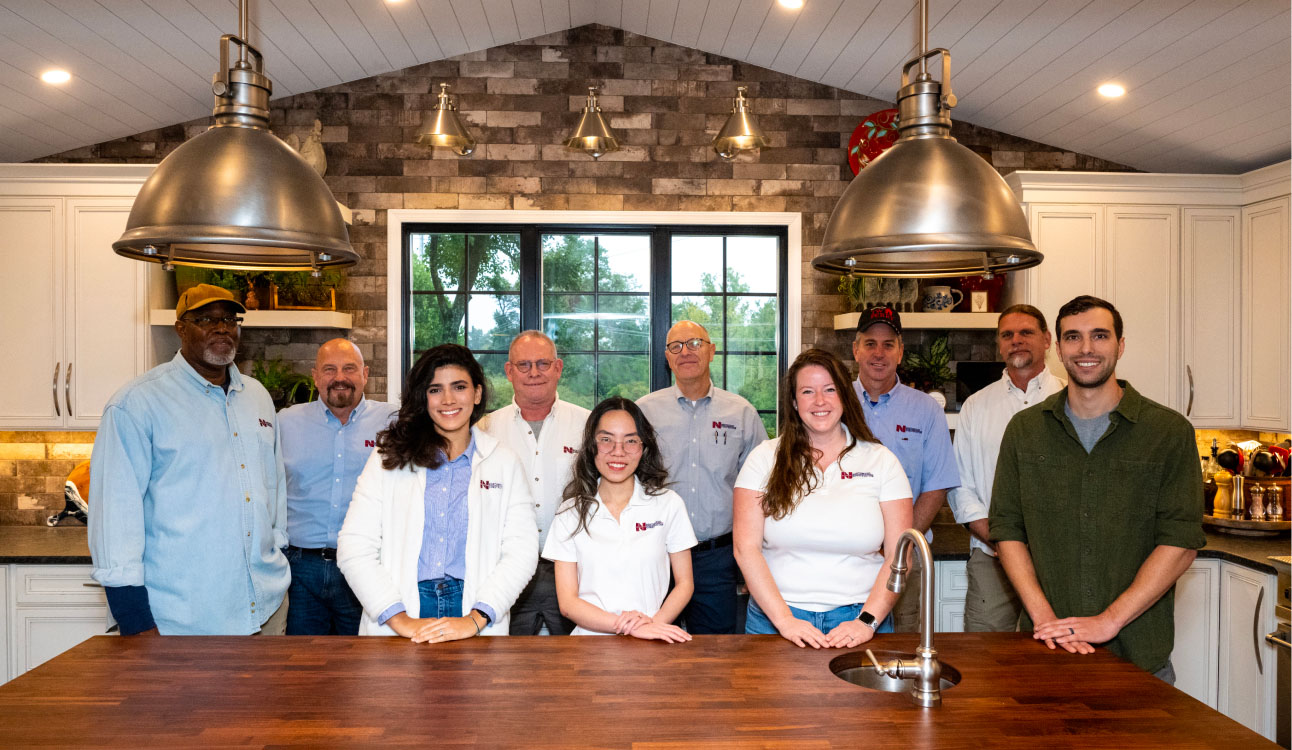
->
[851,306,959,632]
[89,285,291,636]
[279,339,397,635]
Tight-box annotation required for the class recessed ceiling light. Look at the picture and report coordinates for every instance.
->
[1097,83,1126,98]
[778,0,805,8]
[41,69,71,84]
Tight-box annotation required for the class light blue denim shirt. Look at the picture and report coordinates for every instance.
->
[88,352,291,635]
[852,377,960,500]
[279,397,399,549]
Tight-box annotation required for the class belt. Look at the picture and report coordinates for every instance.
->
[288,545,337,561]
[695,532,733,550]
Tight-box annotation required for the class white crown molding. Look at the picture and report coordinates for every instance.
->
[0,163,154,195]
[385,209,803,403]
[1006,163,1291,207]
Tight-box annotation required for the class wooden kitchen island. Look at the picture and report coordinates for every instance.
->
[0,633,1274,749]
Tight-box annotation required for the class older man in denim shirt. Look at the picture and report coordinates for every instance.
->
[89,285,290,635]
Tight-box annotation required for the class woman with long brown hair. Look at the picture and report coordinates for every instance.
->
[542,397,696,641]
[733,349,913,648]
[338,344,538,641]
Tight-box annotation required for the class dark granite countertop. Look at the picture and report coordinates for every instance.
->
[0,524,91,564]
[1,524,1285,574]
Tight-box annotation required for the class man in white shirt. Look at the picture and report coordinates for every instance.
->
[948,305,1064,631]
[478,330,591,635]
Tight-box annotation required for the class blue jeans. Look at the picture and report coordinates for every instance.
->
[285,548,363,636]
[418,577,464,619]
[745,599,895,635]
[683,544,739,634]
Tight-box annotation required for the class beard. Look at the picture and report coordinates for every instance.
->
[201,339,236,368]
[323,381,359,409]
[1063,357,1116,389]
[1005,350,1036,370]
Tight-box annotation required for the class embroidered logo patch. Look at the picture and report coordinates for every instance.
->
[894,424,922,434]
[480,480,501,490]
[563,446,577,454]
[635,521,663,531]
[259,418,272,428]
[840,471,874,479]
[711,421,736,430]
[364,439,376,448]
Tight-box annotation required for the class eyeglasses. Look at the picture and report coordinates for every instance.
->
[182,315,244,329]
[510,359,554,373]
[665,337,709,354]
[595,435,643,454]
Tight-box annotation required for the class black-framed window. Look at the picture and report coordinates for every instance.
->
[403,223,789,434]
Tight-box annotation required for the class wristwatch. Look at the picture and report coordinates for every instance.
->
[857,611,877,630]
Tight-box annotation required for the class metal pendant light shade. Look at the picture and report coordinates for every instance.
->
[713,86,769,161]
[565,87,619,159]
[417,84,476,156]
[813,0,1041,278]
[113,0,355,272]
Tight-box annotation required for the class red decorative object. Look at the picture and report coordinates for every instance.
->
[957,274,1006,312]
[847,108,900,175]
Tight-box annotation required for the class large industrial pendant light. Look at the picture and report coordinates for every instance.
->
[712,86,769,161]
[113,0,356,272]
[813,0,1041,278]
[564,87,620,159]
[417,84,476,156]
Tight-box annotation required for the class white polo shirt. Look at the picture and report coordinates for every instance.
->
[478,397,591,548]
[735,432,912,611]
[541,479,697,635]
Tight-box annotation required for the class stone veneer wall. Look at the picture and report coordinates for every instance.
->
[10,25,1142,526]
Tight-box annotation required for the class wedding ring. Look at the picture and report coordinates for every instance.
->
[1068,627,1075,635]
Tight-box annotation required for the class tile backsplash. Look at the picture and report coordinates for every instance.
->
[0,432,94,526]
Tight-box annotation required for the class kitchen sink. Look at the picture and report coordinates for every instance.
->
[829,650,961,692]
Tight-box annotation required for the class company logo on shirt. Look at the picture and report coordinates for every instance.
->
[480,480,502,490]
[635,521,663,531]
[712,421,736,430]
[894,424,922,434]
[259,418,272,428]
[840,471,874,479]
[563,446,577,454]
[365,439,376,448]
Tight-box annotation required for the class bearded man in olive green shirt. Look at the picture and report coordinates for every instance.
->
[989,296,1204,682]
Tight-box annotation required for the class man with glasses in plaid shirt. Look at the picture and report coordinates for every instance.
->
[479,330,591,635]
[637,321,767,634]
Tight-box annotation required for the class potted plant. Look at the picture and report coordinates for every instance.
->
[899,334,955,408]
[269,269,343,311]
[249,357,316,411]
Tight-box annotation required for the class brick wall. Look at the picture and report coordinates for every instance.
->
[0,432,94,526]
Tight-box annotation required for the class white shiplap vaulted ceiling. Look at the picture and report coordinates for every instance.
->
[0,0,1287,173]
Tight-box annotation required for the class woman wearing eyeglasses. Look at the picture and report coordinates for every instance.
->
[337,343,538,641]
[733,349,913,649]
[541,397,697,640]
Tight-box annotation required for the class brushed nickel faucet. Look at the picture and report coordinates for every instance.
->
[865,528,943,707]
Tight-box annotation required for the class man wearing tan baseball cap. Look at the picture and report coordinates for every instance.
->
[88,281,290,636]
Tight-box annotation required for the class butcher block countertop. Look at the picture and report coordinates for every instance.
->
[0,633,1273,749]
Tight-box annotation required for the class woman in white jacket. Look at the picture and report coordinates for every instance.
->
[338,343,537,641]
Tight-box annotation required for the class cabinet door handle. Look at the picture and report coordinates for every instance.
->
[82,582,104,588]
[1266,631,1291,650]
[51,362,61,417]
[65,360,73,416]
[1185,365,1194,417]
[1253,585,1264,674]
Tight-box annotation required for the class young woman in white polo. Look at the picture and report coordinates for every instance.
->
[733,349,913,649]
[542,397,697,640]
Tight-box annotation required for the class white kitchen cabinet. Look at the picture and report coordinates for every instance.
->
[1217,561,1279,740]
[1171,559,1220,708]
[1180,208,1241,427]
[7,565,111,680]
[0,166,152,429]
[934,560,967,633]
[1008,165,1290,429]
[1241,196,1290,431]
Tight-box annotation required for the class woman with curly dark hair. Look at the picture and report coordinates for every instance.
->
[542,397,697,641]
[733,349,912,649]
[338,344,537,642]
